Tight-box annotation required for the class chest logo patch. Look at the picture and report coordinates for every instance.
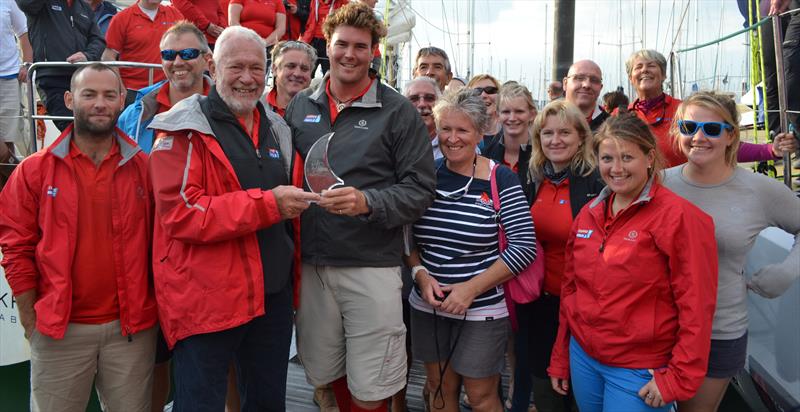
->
[46,186,58,198]
[304,114,321,123]
[559,199,567,204]
[268,148,280,159]
[624,230,639,242]
[354,119,368,130]
[152,136,174,152]
[475,192,493,209]
[51,4,62,11]
[576,229,593,239]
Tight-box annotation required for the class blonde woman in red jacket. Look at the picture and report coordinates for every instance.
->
[548,114,718,411]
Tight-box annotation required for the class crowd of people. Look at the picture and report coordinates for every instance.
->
[0,1,799,412]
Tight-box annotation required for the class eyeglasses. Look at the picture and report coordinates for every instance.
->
[567,74,602,85]
[408,93,437,103]
[161,48,203,61]
[677,120,733,137]
[473,86,498,95]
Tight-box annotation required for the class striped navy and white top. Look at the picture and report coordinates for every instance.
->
[410,160,536,321]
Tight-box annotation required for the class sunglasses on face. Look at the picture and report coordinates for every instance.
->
[161,48,203,61]
[677,120,733,138]
[473,86,498,95]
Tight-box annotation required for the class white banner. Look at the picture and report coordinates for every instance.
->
[0,251,31,366]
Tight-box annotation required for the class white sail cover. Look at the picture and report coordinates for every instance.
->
[377,0,415,46]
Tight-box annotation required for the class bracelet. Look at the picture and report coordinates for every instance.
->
[411,265,427,283]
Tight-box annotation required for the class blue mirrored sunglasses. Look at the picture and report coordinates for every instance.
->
[677,120,732,138]
[161,48,202,61]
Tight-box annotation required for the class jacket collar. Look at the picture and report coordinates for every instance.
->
[148,93,213,135]
[309,73,383,109]
[49,124,141,166]
[589,173,658,210]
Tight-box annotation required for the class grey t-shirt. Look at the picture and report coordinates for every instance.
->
[664,166,800,340]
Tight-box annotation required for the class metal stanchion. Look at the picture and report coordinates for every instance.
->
[771,15,793,188]
[25,61,162,153]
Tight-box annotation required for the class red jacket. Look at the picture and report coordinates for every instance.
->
[172,0,227,44]
[147,95,302,348]
[0,126,157,339]
[626,94,685,167]
[548,179,718,403]
[301,0,347,42]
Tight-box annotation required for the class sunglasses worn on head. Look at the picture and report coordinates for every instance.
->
[161,48,202,61]
[677,120,733,138]
[473,86,498,95]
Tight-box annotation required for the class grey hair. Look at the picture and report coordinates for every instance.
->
[625,49,667,77]
[213,26,265,64]
[415,46,452,74]
[271,40,317,69]
[404,76,441,98]
[433,88,489,134]
[160,21,210,53]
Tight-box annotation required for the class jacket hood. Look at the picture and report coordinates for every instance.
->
[148,92,294,177]
[48,124,142,166]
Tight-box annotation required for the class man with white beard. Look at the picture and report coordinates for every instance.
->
[147,25,318,411]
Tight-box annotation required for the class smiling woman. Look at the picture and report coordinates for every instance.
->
[407,88,535,412]
[548,113,719,411]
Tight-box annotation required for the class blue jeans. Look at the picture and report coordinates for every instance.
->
[172,285,294,412]
[569,337,673,412]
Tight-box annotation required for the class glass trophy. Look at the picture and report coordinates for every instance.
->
[304,132,344,195]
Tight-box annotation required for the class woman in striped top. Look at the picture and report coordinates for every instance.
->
[407,89,536,412]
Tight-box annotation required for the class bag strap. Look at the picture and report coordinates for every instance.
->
[489,162,508,252]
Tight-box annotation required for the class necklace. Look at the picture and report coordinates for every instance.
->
[330,91,358,112]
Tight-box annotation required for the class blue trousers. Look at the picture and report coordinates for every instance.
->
[172,285,294,412]
[569,337,673,412]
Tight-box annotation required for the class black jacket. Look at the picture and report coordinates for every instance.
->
[527,167,605,217]
[481,130,531,190]
[286,74,436,267]
[17,0,106,78]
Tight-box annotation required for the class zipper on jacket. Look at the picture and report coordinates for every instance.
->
[70,16,74,28]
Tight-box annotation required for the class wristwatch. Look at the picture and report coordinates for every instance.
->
[411,265,427,283]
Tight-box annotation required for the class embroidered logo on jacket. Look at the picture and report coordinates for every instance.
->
[624,230,639,242]
[576,229,593,239]
[268,148,280,159]
[354,119,368,130]
[304,114,322,123]
[46,186,58,198]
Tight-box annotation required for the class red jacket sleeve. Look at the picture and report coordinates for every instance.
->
[652,203,718,403]
[148,131,283,244]
[547,218,580,380]
[0,159,42,296]
[172,0,215,29]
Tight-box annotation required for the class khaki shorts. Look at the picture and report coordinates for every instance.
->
[29,321,157,412]
[296,264,407,401]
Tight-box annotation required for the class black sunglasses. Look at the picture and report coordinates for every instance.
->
[161,48,203,61]
[473,86,498,95]
[677,120,733,138]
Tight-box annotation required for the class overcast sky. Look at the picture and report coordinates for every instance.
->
[401,0,752,103]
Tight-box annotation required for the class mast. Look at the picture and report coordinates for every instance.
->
[467,0,475,79]
[552,0,575,81]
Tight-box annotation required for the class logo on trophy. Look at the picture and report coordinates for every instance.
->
[304,132,344,195]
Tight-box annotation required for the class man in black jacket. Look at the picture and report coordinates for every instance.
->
[286,3,435,411]
[16,0,106,131]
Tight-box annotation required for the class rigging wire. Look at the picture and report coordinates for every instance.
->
[441,0,460,75]
[405,2,464,35]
